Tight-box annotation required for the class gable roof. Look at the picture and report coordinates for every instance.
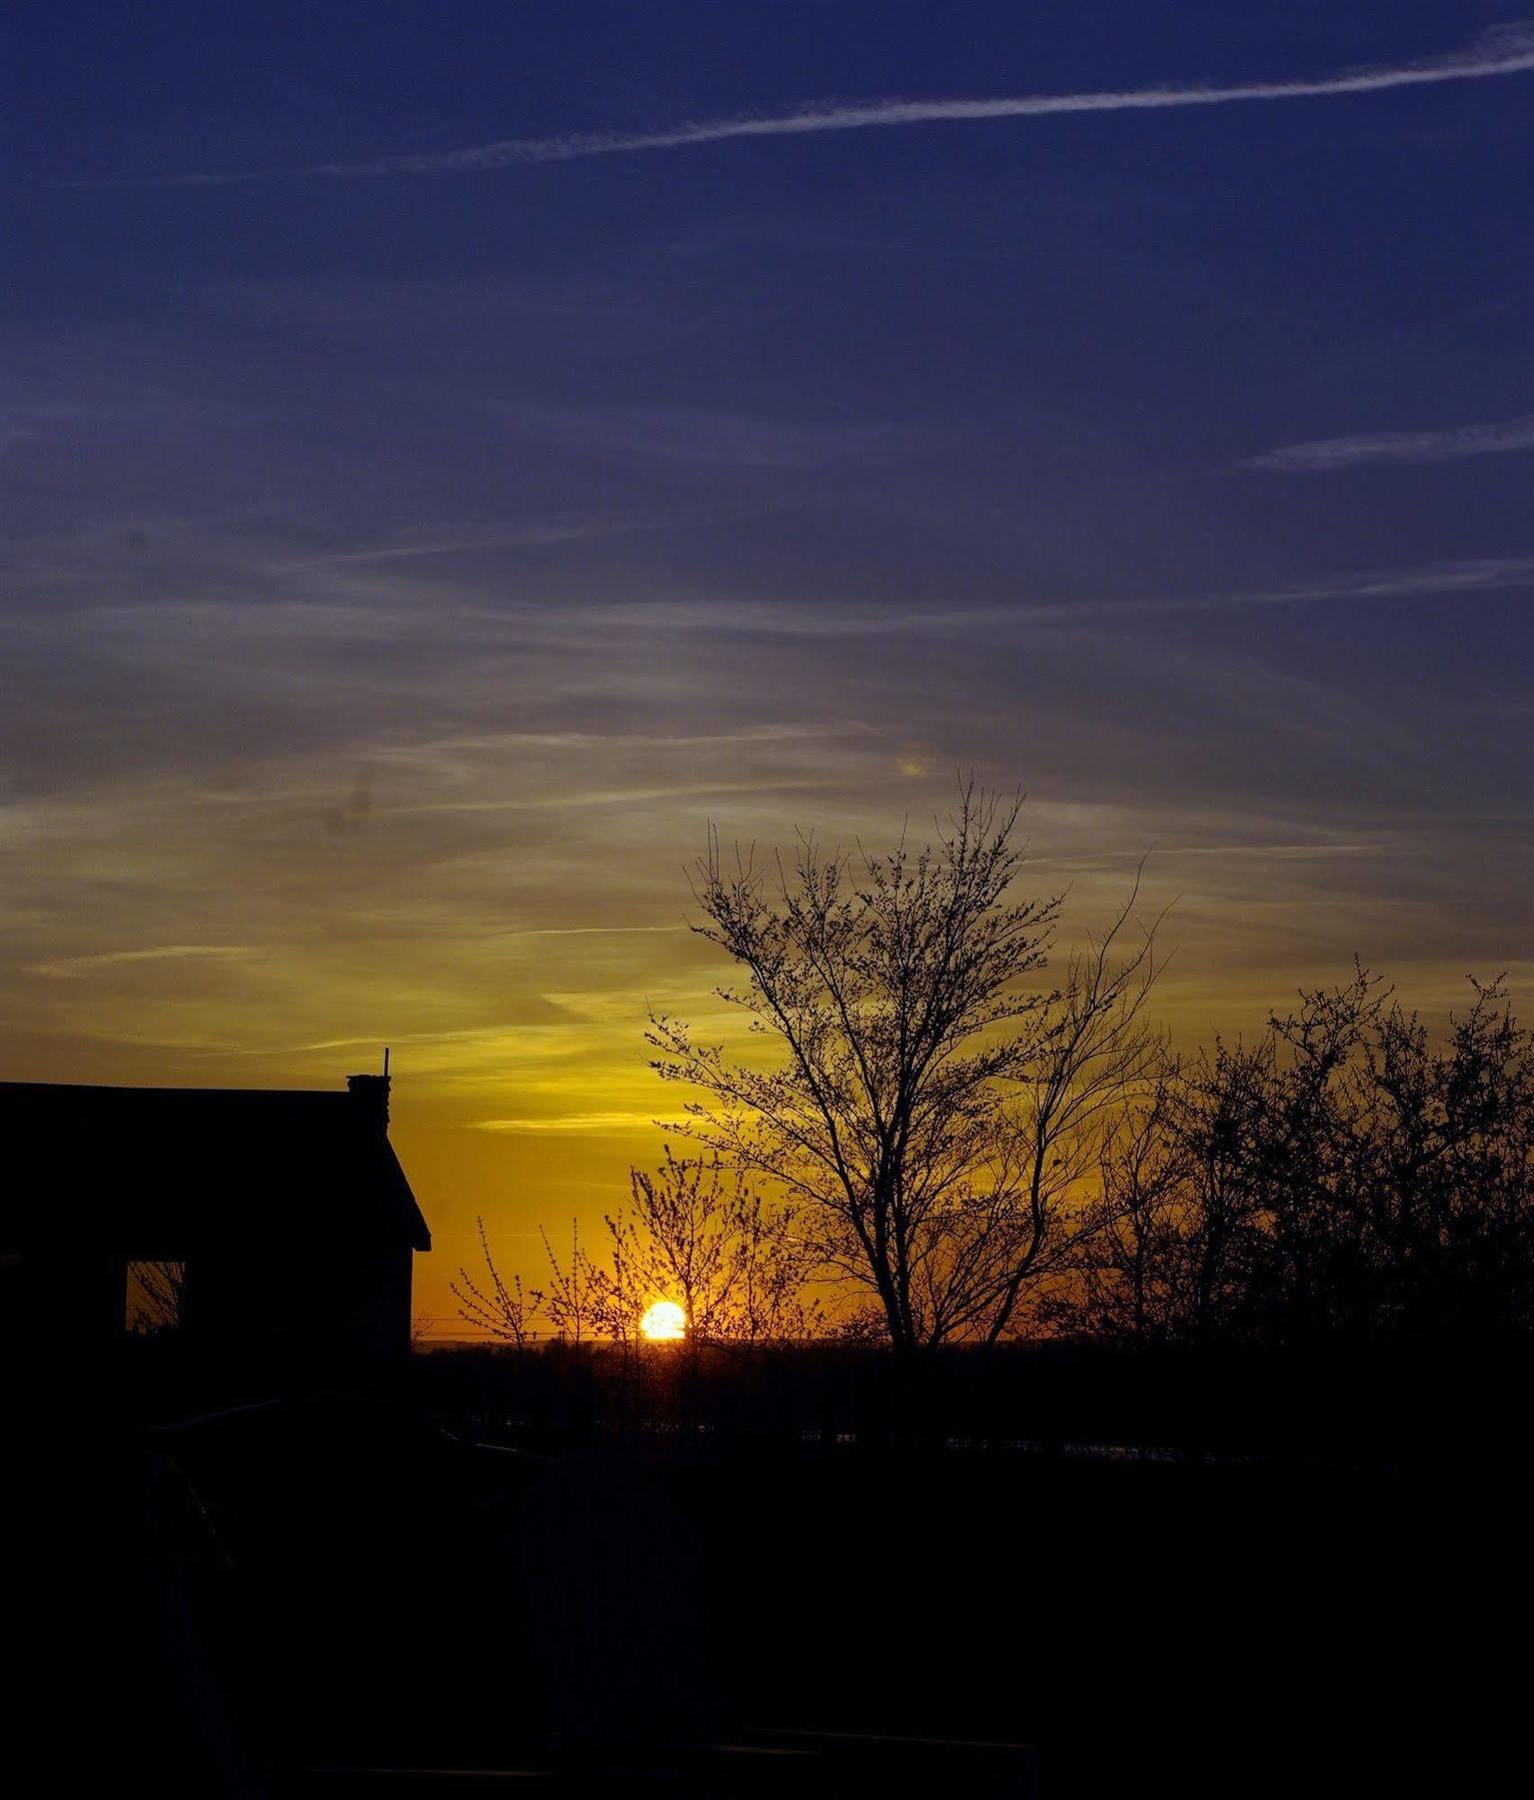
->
[0,1080,430,1257]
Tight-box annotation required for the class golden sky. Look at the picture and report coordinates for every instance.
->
[5,687,1528,1331]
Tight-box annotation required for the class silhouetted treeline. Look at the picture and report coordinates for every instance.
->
[1055,967,1533,1354]
[460,963,1532,1384]
[416,962,1534,1465]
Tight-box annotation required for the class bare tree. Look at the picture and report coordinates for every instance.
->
[725,1179,826,1345]
[979,878,1166,1344]
[1055,964,1534,1354]
[608,1148,824,1346]
[648,784,1162,1352]
[1059,1043,1255,1348]
[127,1259,185,1335]
[612,1150,743,1342]
[451,1216,536,1345]
[534,1218,605,1345]
[590,1211,647,1349]
[451,1174,822,1351]
[1355,974,1534,1342]
[1066,1070,1188,1345]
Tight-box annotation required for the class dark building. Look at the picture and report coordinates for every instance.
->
[0,1073,430,1373]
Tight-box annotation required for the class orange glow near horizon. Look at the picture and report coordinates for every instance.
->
[5,774,1527,1338]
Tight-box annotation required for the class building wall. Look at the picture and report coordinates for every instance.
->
[181,1240,415,1377]
[0,1248,126,1353]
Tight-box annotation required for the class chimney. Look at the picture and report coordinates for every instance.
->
[347,1072,391,1134]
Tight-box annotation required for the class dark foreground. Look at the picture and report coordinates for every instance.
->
[9,1348,1529,1798]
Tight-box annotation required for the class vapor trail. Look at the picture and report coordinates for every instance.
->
[68,23,1534,187]
[1246,413,1534,472]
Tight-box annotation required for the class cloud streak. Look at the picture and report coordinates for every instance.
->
[69,24,1534,187]
[1248,413,1534,472]
[1234,556,1534,607]
[474,1112,668,1135]
[271,518,650,570]
[26,944,260,980]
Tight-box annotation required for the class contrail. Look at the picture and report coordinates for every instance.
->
[1246,413,1534,471]
[66,23,1534,187]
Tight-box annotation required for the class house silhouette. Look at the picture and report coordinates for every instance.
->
[0,1072,430,1372]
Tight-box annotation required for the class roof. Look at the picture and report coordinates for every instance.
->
[0,1080,431,1257]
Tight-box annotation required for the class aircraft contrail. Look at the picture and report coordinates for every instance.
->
[68,23,1534,187]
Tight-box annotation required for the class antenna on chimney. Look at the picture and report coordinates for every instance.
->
[383,1046,391,1077]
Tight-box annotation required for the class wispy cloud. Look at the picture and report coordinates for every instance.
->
[551,559,1534,638]
[68,24,1534,187]
[1234,556,1534,607]
[1247,413,1534,472]
[474,1111,664,1135]
[271,517,649,570]
[493,924,686,940]
[26,944,260,979]
[399,778,838,815]
[367,723,878,765]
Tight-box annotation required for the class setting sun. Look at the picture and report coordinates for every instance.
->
[639,1299,687,1343]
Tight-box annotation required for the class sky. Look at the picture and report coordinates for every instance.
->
[3,3,1532,1332]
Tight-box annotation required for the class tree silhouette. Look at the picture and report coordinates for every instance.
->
[535,1219,604,1345]
[127,1259,185,1334]
[648,783,1162,1352]
[608,1148,823,1345]
[451,1216,535,1345]
[1058,968,1534,1351]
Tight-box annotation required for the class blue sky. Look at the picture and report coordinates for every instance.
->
[3,3,1532,1303]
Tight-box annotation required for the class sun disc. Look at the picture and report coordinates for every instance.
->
[639,1299,686,1342]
